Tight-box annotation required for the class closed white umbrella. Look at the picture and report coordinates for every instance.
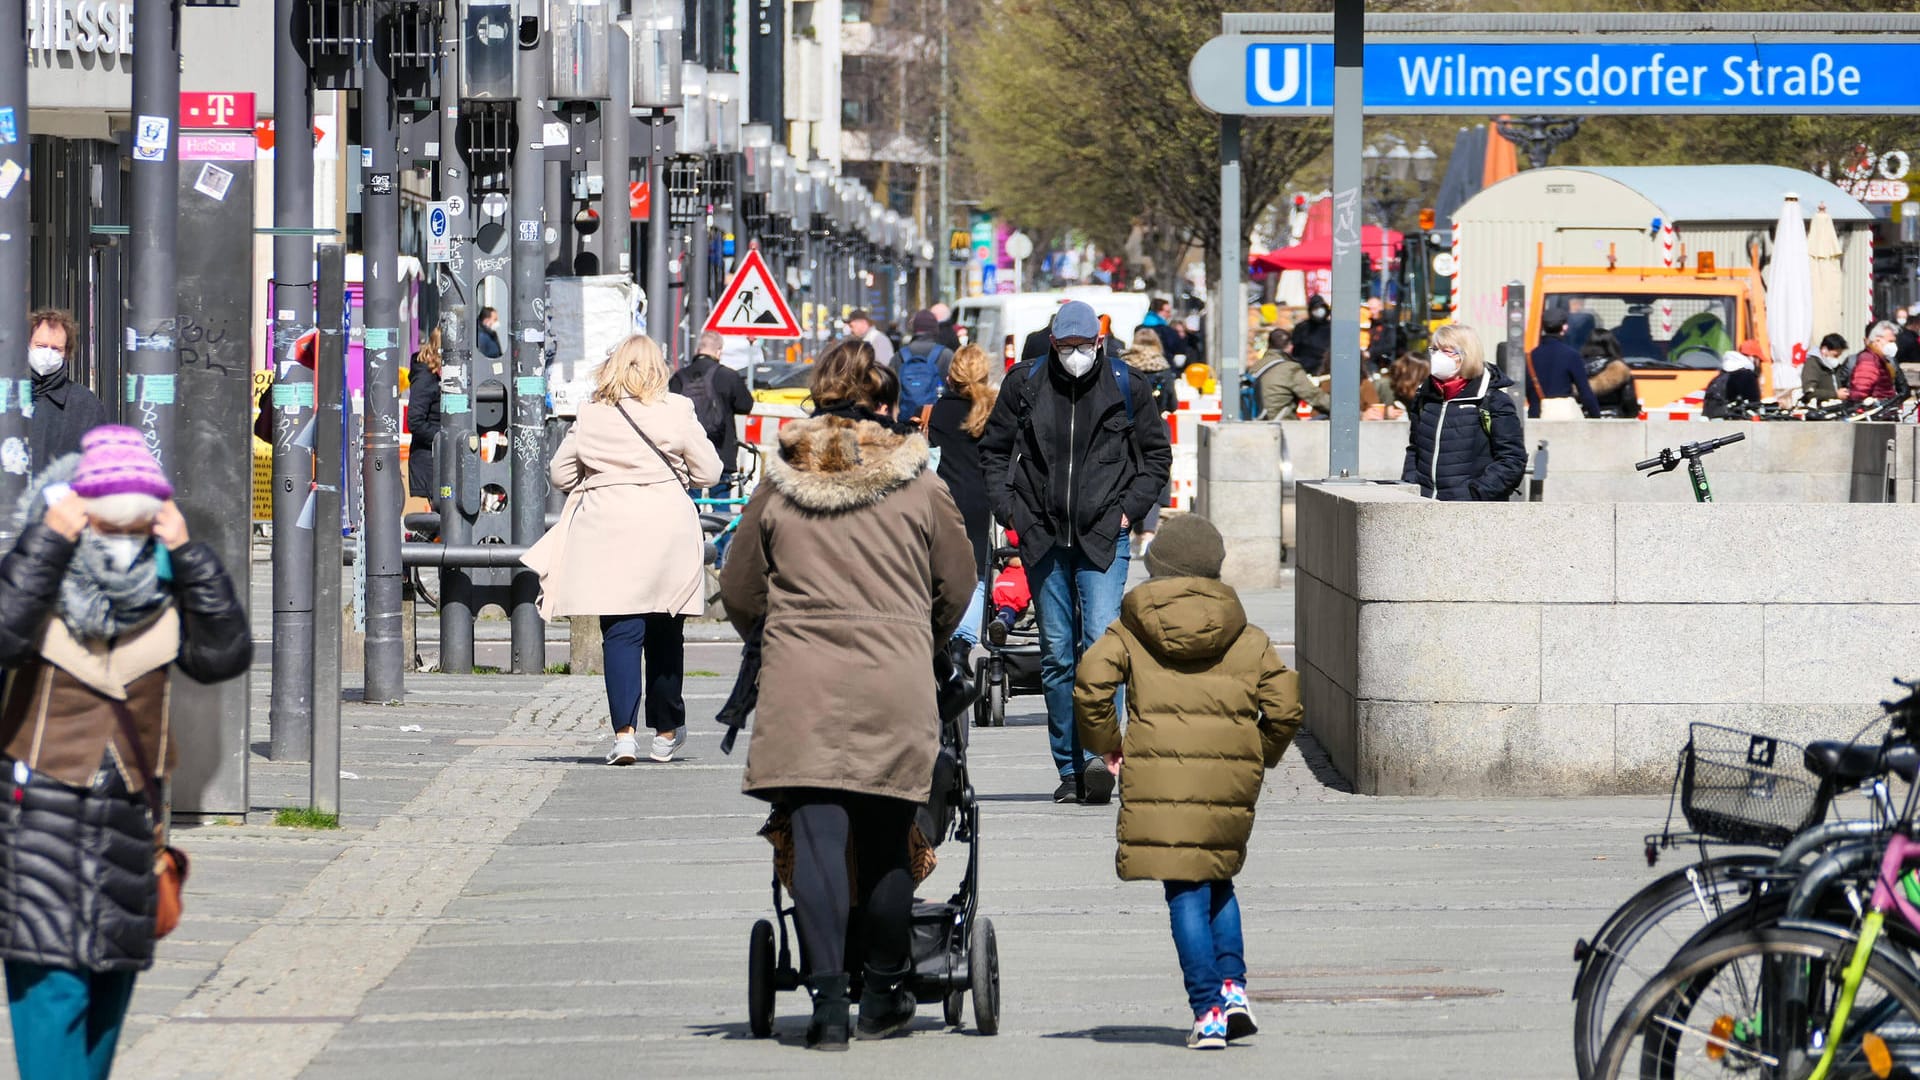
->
[1765,193,1812,397]
[1806,203,1845,346]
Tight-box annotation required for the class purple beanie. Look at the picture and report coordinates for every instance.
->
[71,426,174,500]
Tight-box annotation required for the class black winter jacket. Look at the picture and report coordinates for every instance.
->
[407,357,442,499]
[28,370,110,473]
[1401,368,1528,502]
[978,353,1172,572]
[926,395,992,576]
[0,525,252,973]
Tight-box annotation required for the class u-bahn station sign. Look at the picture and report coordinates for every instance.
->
[1191,38,1920,116]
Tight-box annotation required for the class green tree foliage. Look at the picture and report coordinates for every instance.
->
[955,0,1335,273]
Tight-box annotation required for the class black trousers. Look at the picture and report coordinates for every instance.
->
[787,790,915,981]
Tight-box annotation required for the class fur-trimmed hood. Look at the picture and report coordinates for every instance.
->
[765,414,930,513]
[1122,346,1170,374]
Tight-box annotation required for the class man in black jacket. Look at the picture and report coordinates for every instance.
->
[668,330,755,498]
[978,300,1171,805]
[1290,295,1332,375]
[1527,307,1601,419]
[26,309,110,471]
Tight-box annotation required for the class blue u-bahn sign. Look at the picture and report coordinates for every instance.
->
[1191,37,1920,115]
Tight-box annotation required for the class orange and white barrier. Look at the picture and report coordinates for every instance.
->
[1166,391,1222,512]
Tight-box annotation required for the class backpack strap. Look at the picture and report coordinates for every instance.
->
[1110,354,1134,426]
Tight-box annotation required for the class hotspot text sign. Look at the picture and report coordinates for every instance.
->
[1192,37,1920,116]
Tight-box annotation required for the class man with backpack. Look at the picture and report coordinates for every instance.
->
[978,300,1172,806]
[892,310,953,423]
[668,330,755,498]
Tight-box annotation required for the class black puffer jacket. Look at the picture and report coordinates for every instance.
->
[978,353,1172,572]
[0,524,252,973]
[1401,368,1528,501]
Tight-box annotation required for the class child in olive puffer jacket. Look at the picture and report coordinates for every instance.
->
[1073,514,1302,1050]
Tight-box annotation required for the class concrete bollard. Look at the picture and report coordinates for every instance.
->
[1196,423,1285,589]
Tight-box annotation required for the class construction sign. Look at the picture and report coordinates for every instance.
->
[703,249,801,339]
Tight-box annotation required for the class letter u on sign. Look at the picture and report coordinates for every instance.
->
[1248,44,1307,105]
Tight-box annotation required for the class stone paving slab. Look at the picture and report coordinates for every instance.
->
[0,583,1686,1078]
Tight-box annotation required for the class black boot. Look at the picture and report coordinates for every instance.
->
[855,962,917,1041]
[805,974,850,1051]
[947,636,973,679]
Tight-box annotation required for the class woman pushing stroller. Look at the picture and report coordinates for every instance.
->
[719,340,977,1050]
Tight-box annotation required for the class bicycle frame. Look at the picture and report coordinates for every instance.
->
[1807,816,1920,1078]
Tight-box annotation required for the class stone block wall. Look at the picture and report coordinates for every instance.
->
[1294,481,1920,796]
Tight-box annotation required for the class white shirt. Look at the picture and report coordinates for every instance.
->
[861,327,895,365]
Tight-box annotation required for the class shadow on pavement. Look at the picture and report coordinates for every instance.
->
[1043,1025,1188,1047]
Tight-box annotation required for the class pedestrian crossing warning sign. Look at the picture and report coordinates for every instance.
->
[704,249,802,339]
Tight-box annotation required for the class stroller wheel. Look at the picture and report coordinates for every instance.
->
[971,917,1000,1036]
[943,989,965,1029]
[749,919,776,1038]
[988,677,1007,728]
[972,667,991,727]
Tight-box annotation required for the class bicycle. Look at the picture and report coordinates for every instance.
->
[1570,723,1911,1077]
[1592,680,1920,1079]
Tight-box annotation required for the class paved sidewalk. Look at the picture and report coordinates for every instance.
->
[1,587,1673,1078]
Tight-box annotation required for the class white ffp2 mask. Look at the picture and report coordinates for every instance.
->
[1428,349,1461,380]
[1058,346,1098,378]
[28,347,65,377]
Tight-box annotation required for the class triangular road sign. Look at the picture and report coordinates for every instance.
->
[704,249,801,339]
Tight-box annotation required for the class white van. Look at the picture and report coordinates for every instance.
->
[953,289,1151,376]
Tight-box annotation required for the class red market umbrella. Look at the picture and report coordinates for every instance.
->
[1251,224,1404,273]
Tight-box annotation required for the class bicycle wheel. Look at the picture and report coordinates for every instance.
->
[1593,927,1920,1080]
[1574,855,1773,1077]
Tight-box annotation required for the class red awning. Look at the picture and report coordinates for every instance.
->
[1251,225,1404,273]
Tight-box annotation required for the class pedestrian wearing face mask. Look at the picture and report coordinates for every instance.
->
[1804,333,1854,403]
[1850,321,1907,403]
[1290,296,1332,375]
[979,301,1172,805]
[25,310,110,472]
[1401,323,1526,502]
[0,426,252,1079]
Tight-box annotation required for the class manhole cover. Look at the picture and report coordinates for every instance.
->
[1251,966,1445,980]
[1248,985,1501,1005]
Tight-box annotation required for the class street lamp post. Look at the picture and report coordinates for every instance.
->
[1494,115,1585,170]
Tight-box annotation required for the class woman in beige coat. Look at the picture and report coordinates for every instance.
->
[522,334,722,765]
[719,341,976,1050]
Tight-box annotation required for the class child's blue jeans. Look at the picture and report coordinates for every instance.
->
[1164,880,1246,1017]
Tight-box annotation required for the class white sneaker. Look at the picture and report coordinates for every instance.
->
[649,726,686,763]
[606,732,639,766]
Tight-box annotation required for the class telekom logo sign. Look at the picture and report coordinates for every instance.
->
[180,93,257,131]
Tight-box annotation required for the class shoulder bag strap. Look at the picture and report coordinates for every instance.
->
[109,699,167,833]
[615,401,694,493]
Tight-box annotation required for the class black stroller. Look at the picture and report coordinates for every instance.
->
[973,527,1043,728]
[737,649,1002,1037]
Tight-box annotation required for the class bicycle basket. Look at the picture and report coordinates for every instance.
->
[1679,723,1830,847]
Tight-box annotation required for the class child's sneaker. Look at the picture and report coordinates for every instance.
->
[1221,979,1258,1039]
[1186,1007,1228,1050]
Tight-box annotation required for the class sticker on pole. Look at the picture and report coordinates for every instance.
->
[425,202,451,263]
[703,249,801,339]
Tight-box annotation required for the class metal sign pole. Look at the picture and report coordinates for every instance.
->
[1328,0,1363,479]
[362,6,407,702]
[509,22,550,674]
[127,0,182,474]
[312,244,345,815]
[602,19,633,276]
[1217,117,1243,413]
[0,1,27,539]
[436,0,477,674]
[648,119,671,345]
[270,0,319,759]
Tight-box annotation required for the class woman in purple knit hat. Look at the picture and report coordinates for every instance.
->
[0,426,251,1078]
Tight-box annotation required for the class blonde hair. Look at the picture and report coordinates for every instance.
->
[948,344,998,437]
[1431,323,1486,380]
[1130,327,1163,355]
[593,334,671,405]
[417,326,443,374]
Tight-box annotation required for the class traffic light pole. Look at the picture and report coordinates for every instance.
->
[601,19,632,277]
[270,0,318,760]
[509,26,549,673]
[361,10,407,702]
[127,0,182,470]
[646,121,670,348]
[436,0,476,674]
[0,1,28,541]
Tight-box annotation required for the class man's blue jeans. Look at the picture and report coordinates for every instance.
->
[1031,535,1129,777]
[5,960,137,1080]
[1164,880,1246,1017]
[952,579,987,647]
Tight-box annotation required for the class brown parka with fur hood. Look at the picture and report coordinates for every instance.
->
[720,413,977,805]
[1075,576,1302,882]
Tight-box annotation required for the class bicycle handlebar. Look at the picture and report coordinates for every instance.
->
[1635,432,1747,473]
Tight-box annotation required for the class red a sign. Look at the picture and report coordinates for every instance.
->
[180,92,256,131]
[630,181,650,217]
